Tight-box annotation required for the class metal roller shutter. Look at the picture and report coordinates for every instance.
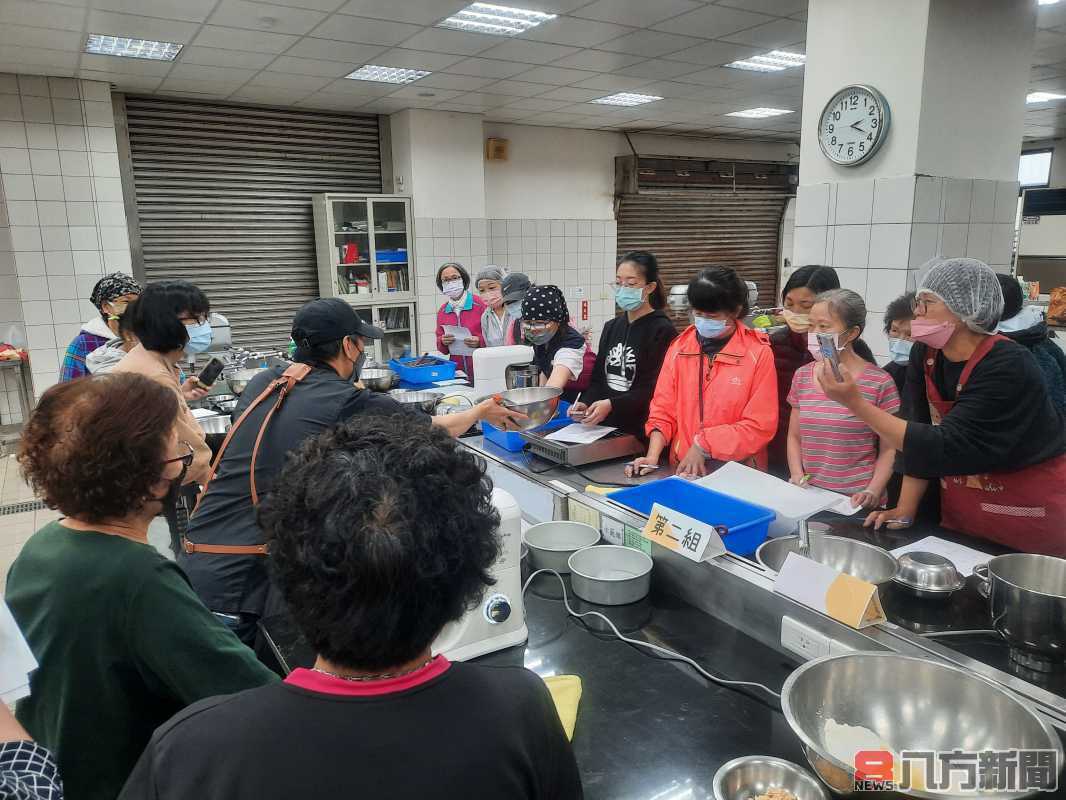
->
[120,95,382,350]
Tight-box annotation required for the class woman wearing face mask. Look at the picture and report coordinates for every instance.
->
[435,262,484,378]
[882,293,915,395]
[475,265,509,348]
[59,272,142,382]
[6,373,277,800]
[520,285,592,401]
[786,290,899,509]
[113,280,213,489]
[628,266,778,479]
[818,258,1066,556]
[569,251,677,438]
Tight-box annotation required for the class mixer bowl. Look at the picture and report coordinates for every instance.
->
[477,386,562,430]
[225,367,267,396]
[388,390,443,414]
[781,653,1062,798]
[756,534,898,585]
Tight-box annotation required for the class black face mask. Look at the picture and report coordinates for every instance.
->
[348,340,367,383]
[158,461,189,514]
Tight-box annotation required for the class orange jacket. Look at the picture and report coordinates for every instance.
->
[645,324,778,468]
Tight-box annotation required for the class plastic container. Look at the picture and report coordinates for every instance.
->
[376,249,407,263]
[608,477,776,557]
[481,400,571,451]
[389,356,457,384]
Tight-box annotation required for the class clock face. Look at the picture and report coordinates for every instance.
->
[818,85,890,166]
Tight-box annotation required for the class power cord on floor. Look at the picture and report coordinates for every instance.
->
[522,568,782,700]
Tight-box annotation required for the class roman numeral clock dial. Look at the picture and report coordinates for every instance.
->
[818,85,890,166]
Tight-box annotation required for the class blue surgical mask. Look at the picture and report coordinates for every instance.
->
[889,337,913,364]
[693,316,728,339]
[506,301,522,320]
[614,285,645,312]
[184,321,213,354]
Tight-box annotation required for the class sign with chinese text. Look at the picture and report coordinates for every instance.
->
[639,502,725,562]
[773,551,885,629]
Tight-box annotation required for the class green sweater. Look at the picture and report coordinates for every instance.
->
[6,522,278,800]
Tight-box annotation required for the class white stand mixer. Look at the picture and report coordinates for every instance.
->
[433,488,528,661]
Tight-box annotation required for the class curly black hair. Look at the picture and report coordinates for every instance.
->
[18,373,178,521]
[259,413,501,670]
[883,292,916,334]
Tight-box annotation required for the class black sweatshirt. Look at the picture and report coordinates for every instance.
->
[901,339,1066,478]
[581,310,677,439]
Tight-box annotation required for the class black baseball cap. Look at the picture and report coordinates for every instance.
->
[291,298,383,348]
[502,272,532,304]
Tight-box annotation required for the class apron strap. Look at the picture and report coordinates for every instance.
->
[184,362,312,556]
[923,334,1005,402]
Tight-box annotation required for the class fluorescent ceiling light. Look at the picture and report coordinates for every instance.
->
[84,33,182,61]
[726,50,806,72]
[726,107,794,119]
[1027,91,1066,103]
[438,2,556,36]
[1039,0,1061,6]
[590,92,662,107]
[346,65,431,84]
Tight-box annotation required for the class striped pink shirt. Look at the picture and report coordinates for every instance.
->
[787,361,900,493]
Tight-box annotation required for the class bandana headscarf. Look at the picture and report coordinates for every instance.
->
[522,285,569,324]
[90,273,142,311]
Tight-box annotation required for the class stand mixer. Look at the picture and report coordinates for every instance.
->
[473,345,535,395]
[433,488,527,661]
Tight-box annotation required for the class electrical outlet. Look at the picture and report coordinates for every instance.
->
[781,615,831,660]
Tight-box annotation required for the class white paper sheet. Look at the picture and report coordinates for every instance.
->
[890,536,992,576]
[190,407,218,419]
[544,423,616,444]
[442,325,474,356]
[432,378,468,387]
[0,600,36,698]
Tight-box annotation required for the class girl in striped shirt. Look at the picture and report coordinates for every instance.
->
[787,289,900,508]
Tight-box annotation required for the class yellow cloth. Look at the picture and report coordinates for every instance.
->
[543,674,582,740]
[583,485,615,495]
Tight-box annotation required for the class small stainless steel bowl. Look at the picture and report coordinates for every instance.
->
[226,367,266,396]
[893,551,966,599]
[756,534,898,586]
[388,389,442,414]
[713,756,827,800]
[523,521,600,574]
[568,545,652,606]
[195,413,230,435]
[476,386,562,430]
[359,367,398,392]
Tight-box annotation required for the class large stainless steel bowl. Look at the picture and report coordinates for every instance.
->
[756,534,898,585]
[226,367,267,396]
[476,386,562,430]
[388,389,443,414]
[782,653,1063,799]
[977,553,1066,663]
[713,756,827,800]
[359,367,398,392]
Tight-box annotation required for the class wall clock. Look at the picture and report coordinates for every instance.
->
[818,84,890,166]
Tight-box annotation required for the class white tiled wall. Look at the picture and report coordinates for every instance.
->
[793,174,1019,360]
[413,216,618,358]
[0,72,132,419]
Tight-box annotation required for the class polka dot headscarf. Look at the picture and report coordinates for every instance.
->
[521,284,569,324]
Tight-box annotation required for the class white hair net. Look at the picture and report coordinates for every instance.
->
[916,257,1004,334]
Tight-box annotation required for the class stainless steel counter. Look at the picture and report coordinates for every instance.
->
[461,436,1066,732]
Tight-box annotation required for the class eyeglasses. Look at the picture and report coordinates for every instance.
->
[163,441,195,468]
[522,322,552,334]
[179,314,209,325]
[910,295,941,315]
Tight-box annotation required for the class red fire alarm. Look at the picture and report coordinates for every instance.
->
[581,300,589,321]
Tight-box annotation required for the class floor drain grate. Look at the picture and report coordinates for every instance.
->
[0,500,46,516]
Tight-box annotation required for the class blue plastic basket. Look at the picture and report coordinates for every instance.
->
[389,356,457,384]
[481,401,571,451]
[608,477,775,557]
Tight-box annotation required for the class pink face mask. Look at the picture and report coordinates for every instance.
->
[481,289,503,309]
[910,318,956,349]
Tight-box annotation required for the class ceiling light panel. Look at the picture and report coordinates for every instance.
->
[1027,91,1066,103]
[725,107,794,118]
[84,34,182,61]
[725,50,806,72]
[438,3,557,37]
[590,92,663,106]
[346,65,432,84]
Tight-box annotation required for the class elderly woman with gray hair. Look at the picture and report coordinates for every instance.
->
[818,258,1066,556]
[474,265,510,347]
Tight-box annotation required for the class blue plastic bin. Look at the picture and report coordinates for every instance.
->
[481,401,571,451]
[389,356,457,383]
[608,477,775,557]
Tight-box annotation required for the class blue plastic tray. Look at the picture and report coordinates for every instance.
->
[389,356,457,383]
[608,477,775,557]
[481,401,571,451]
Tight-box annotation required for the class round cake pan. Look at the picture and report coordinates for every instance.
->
[568,545,653,606]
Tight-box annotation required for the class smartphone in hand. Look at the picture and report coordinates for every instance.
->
[815,332,843,382]
[195,357,226,388]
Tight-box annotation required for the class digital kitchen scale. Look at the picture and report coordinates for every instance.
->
[518,429,644,466]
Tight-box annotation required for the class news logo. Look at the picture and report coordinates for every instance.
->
[852,749,1059,793]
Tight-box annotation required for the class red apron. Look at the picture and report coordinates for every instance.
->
[924,334,1066,556]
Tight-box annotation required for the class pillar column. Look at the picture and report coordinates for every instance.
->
[793,0,1035,358]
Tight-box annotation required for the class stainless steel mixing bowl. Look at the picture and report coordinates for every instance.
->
[713,756,827,800]
[359,367,398,392]
[756,534,898,585]
[225,367,267,396]
[781,653,1063,799]
[388,390,443,414]
[476,386,562,430]
[893,551,965,599]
